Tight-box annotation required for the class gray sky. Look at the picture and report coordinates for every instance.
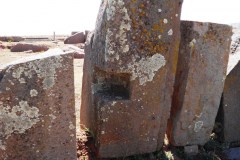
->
[0,0,239,36]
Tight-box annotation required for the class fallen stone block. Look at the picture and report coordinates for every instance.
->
[10,43,49,52]
[219,60,240,143]
[64,32,85,44]
[167,21,232,146]
[215,29,240,143]
[80,0,183,158]
[0,49,76,159]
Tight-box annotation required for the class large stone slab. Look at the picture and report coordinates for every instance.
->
[80,0,183,158]
[167,21,232,146]
[0,49,76,159]
[219,60,240,142]
[215,28,240,143]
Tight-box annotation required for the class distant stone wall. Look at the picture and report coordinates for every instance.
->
[0,49,76,159]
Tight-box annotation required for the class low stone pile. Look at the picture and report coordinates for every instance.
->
[0,36,24,42]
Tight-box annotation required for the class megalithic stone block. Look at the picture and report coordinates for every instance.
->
[0,49,76,160]
[80,0,183,158]
[219,54,240,142]
[167,21,232,146]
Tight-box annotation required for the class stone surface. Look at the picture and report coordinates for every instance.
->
[0,42,5,49]
[167,21,232,146]
[223,147,240,160]
[63,45,85,59]
[11,43,49,52]
[184,145,199,155]
[0,36,24,42]
[0,49,76,159]
[64,32,85,44]
[80,0,183,158]
[220,60,240,142]
[215,27,240,143]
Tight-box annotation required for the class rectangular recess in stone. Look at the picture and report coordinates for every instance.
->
[218,61,240,143]
[167,21,232,146]
[0,49,77,160]
[92,67,130,100]
[80,0,183,158]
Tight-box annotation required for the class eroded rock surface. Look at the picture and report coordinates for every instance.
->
[168,21,232,146]
[215,27,240,143]
[80,0,183,158]
[219,61,240,142]
[0,49,76,159]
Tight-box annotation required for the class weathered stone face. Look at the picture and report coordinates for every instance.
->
[0,49,76,159]
[80,0,183,158]
[219,60,240,142]
[167,21,232,146]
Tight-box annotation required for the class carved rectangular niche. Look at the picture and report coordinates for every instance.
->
[92,67,130,101]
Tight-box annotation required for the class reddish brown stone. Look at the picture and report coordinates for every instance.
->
[167,21,232,146]
[80,0,183,158]
[11,43,49,52]
[64,32,85,44]
[0,49,76,159]
[0,42,5,49]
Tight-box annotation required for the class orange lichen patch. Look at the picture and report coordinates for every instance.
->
[204,32,217,41]
[153,24,161,31]
[139,11,146,17]
[139,3,145,9]
[131,7,136,14]
[127,1,171,56]
[131,0,137,3]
